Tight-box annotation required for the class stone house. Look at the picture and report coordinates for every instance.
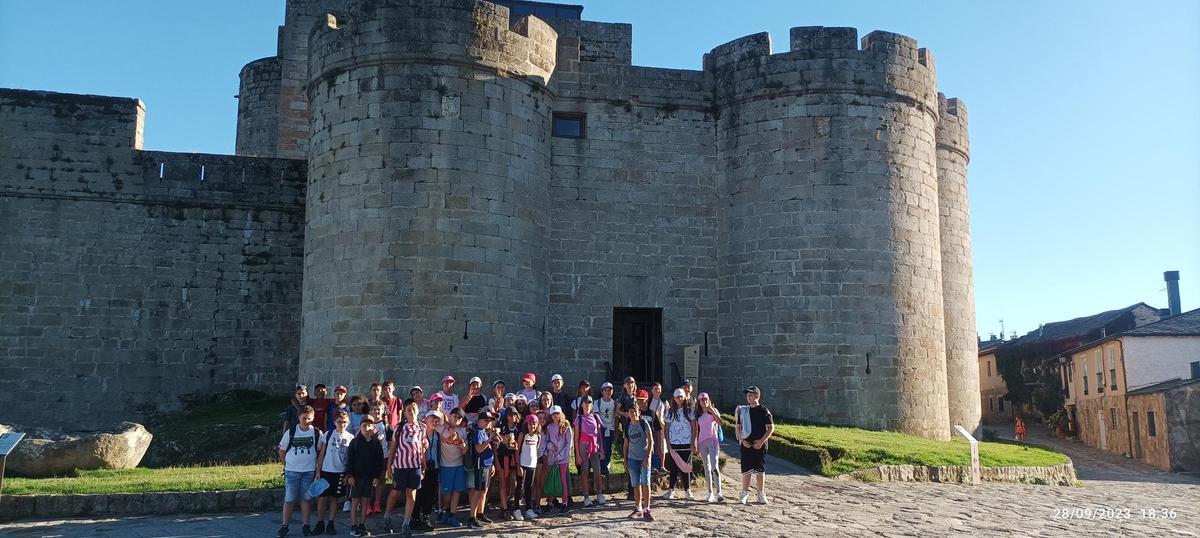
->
[978,337,1013,424]
[1059,308,1200,470]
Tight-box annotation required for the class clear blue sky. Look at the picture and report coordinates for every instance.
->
[2,0,1197,338]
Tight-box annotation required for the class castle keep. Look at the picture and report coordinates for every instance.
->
[0,0,980,440]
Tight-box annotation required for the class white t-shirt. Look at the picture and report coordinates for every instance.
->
[319,429,355,473]
[519,433,540,468]
[665,408,695,446]
[436,391,460,414]
[278,425,319,472]
[596,398,616,433]
[516,388,539,403]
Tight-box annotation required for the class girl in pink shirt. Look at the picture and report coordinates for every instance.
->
[695,392,726,502]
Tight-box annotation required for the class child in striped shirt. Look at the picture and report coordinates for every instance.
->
[383,402,426,537]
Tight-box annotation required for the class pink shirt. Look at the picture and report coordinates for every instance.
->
[698,412,720,444]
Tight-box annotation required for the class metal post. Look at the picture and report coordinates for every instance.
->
[954,425,980,485]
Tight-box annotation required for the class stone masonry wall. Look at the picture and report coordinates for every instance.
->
[236,56,282,157]
[0,89,305,430]
[1164,384,1200,471]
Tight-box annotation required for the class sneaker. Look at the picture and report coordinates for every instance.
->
[758,492,769,505]
[685,490,696,501]
[278,526,290,538]
[643,509,655,522]
[302,524,313,536]
[524,509,538,520]
[359,525,372,536]
[313,522,326,535]
[468,518,483,529]
[326,522,337,535]
[583,497,593,507]
[662,490,674,500]
[436,511,447,524]
[717,493,727,503]
[478,514,493,524]
[559,505,571,515]
[383,518,393,534]
[348,525,361,537]
[446,515,464,528]
[343,500,351,512]
[506,510,518,521]
[706,493,717,502]
[628,509,643,519]
[738,490,749,504]
[513,509,524,521]
[597,494,607,505]
[400,523,413,538]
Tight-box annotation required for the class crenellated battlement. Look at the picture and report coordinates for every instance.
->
[307,0,557,93]
[705,26,939,116]
[937,92,970,159]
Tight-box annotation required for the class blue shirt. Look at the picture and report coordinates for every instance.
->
[475,428,495,467]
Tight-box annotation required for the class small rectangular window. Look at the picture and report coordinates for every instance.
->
[998,398,1004,412]
[1110,408,1118,429]
[552,113,585,138]
[1147,411,1157,437]
[1110,369,1117,391]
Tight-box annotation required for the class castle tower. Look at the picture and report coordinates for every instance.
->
[301,0,558,389]
[937,93,981,435]
[707,27,951,439]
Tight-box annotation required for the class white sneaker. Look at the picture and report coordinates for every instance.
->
[524,509,538,520]
[758,492,769,505]
[738,490,749,504]
[685,491,696,501]
[583,496,593,507]
[513,509,524,521]
[706,493,717,503]
[597,494,607,505]
[343,500,351,512]
[662,490,674,500]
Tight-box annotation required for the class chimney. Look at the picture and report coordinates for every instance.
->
[1165,271,1181,317]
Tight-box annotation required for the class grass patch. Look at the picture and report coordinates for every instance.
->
[4,464,283,496]
[722,414,1068,477]
[142,390,286,468]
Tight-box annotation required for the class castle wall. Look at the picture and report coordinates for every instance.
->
[236,56,282,157]
[540,20,720,386]
[708,28,950,438]
[937,93,981,434]
[0,89,305,430]
[301,0,558,392]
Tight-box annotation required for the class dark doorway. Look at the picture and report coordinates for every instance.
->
[612,307,663,384]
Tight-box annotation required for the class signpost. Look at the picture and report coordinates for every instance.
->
[0,431,25,496]
[954,425,981,486]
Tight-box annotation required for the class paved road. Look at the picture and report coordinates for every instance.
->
[3,438,1197,537]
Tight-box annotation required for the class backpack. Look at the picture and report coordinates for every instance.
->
[463,426,479,470]
[284,423,322,453]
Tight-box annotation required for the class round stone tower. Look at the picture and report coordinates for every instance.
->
[235,56,281,157]
[302,0,558,390]
[707,27,950,439]
[936,93,980,435]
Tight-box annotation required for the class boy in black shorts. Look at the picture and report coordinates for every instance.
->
[345,418,386,536]
[735,386,774,505]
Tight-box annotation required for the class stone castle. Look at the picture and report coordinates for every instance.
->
[0,0,979,440]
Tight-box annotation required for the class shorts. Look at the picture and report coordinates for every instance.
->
[320,472,346,497]
[349,474,376,498]
[392,468,422,491]
[466,465,493,490]
[627,458,650,487]
[284,470,315,503]
[740,444,766,475]
[577,450,602,475]
[439,465,466,494]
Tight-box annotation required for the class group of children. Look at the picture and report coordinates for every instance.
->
[276,373,775,536]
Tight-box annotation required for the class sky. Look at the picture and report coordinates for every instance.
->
[1,0,1197,339]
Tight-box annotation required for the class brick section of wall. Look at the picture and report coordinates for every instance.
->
[937,93,980,435]
[707,28,951,439]
[301,0,557,393]
[0,89,305,429]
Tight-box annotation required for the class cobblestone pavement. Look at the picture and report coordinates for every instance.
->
[4,441,1197,537]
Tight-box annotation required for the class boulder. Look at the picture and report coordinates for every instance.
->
[0,422,153,477]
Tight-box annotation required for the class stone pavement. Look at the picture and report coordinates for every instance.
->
[3,441,1198,537]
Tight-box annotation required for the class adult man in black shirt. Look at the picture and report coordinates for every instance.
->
[734,386,774,505]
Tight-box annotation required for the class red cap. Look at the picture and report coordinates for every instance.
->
[442,375,455,384]
[522,372,536,384]
[636,389,650,399]
[334,385,348,393]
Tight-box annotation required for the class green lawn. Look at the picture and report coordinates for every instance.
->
[723,415,1068,477]
[142,390,287,467]
[4,464,284,496]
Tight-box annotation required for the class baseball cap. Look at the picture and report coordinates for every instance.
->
[548,405,563,415]
[449,407,465,417]
[673,388,686,398]
[744,386,761,394]
[581,395,593,403]
[423,410,442,420]
[295,384,308,391]
[550,374,564,382]
[442,375,456,384]
[410,385,423,394]
[515,394,528,402]
[469,376,482,385]
[493,380,507,388]
[505,406,519,416]
[522,372,536,384]
[478,410,497,421]
[524,414,540,424]
[504,392,515,400]
[579,380,591,387]
[334,385,348,393]
[623,376,636,384]
[636,389,649,399]
[697,392,710,401]
[601,382,613,390]
[682,379,692,386]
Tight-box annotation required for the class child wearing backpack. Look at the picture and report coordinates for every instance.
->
[573,396,606,507]
[345,416,385,537]
[514,414,541,521]
[542,406,573,514]
[277,405,320,537]
[695,392,726,502]
[623,403,655,521]
[466,410,498,528]
[381,402,426,537]
[314,411,354,535]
